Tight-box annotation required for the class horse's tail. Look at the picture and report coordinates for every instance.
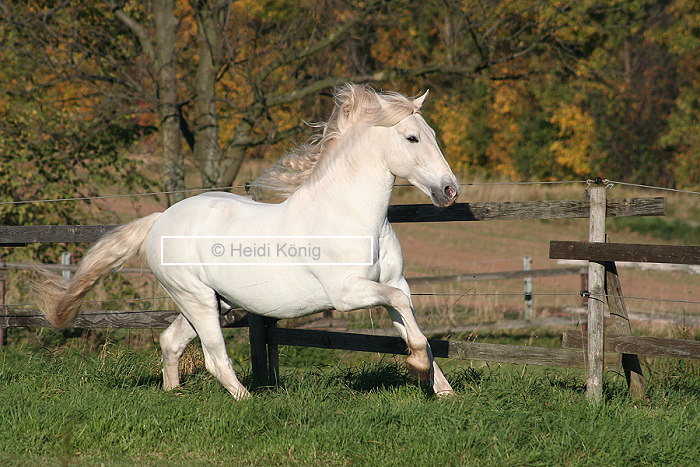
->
[33,213,162,328]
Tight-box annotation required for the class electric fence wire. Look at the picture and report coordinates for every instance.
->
[604,179,700,196]
[0,185,248,206]
[3,290,700,319]
[2,178,698,206]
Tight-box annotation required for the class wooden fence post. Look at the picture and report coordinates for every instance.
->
[61,252,72,280]
[267,318,279,385]
[248,313,280,387]
[587,183,607,402]
[248,313,270,387]
[523,256,533,320]
[604,260,646,398]
[0,264,6,346]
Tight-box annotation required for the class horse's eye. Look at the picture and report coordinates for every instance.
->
[406,135,419,143]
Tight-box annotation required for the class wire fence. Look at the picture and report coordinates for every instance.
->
[604,179,700,197]
[0,185,249,206]
[2,289,699,313]
[1,177,698,207]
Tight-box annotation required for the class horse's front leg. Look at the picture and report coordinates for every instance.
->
[388,278,454,397]
[332,277,432,382]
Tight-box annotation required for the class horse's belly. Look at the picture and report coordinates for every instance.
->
[213,271,334,319]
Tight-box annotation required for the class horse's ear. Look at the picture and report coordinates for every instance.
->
[413,90,429,110]
[335,84,376,133]
[337,98,355,132]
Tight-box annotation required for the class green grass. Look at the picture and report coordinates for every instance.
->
[1,336,699,466]
[610,216,700,244]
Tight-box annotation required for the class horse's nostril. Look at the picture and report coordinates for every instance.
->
[444,184,456,198]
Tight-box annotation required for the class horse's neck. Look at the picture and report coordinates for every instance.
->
[287,132,394,233]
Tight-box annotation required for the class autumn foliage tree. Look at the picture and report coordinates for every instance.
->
[2,0,699,223]
[0,2,148,226]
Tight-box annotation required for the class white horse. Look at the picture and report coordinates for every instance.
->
[36,84,460,398]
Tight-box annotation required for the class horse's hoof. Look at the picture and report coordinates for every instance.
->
[231,387,251,400]
[435,389,455,398]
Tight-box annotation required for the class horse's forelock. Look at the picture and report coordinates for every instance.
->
[336,85,416,129]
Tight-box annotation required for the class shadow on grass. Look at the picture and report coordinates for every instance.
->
[448,367,487,393]
[241,363,442,397]
[544,370,586,393]
[96,365,164,390]
[341,363,417,392]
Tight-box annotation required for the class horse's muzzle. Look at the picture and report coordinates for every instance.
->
[431,181,459,207]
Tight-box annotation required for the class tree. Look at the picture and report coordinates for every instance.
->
[0,9,147,264]
[542,0,683,185]
[16,0,696,199]
[4,0,584,206]
[112,0,184,204]
[0,3,147,222]
[657,0,700,188]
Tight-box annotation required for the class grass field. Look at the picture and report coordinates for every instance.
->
[1,330,699,466]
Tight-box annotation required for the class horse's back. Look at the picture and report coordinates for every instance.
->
[152,192,280,234]
[144,192,336,317]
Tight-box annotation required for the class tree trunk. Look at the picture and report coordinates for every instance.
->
[219,142,247,187]
[193,1,228,187]
[154,0,184,205]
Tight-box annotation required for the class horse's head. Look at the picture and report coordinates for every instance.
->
[380,91,460,207]
[251,84,461,205]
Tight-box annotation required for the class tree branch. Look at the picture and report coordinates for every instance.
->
[255,0,382,84]
[111,4,156,66]
[262,64,480,108]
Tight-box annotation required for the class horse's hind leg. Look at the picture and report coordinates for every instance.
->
[169,290,250,399]
[160,314,197,390]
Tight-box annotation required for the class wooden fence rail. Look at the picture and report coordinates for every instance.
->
[0,309,246,329]
[0,262,149,274]
[550,241,700,265]
[562,330,700,360]
[267,327,622,369]
[0,198,665,245]
[386,198,664,223]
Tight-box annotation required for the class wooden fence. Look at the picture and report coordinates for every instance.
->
[2,191,699,402]
[548,190,700,401]
[0,197,666,245]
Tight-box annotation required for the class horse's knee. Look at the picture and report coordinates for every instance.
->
[406,346,431,381]
[160,317,195,359]
[160,328,183,361]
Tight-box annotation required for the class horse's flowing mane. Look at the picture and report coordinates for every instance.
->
[251,83,420,198]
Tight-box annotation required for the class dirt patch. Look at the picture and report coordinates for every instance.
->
[393,216,700,324]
